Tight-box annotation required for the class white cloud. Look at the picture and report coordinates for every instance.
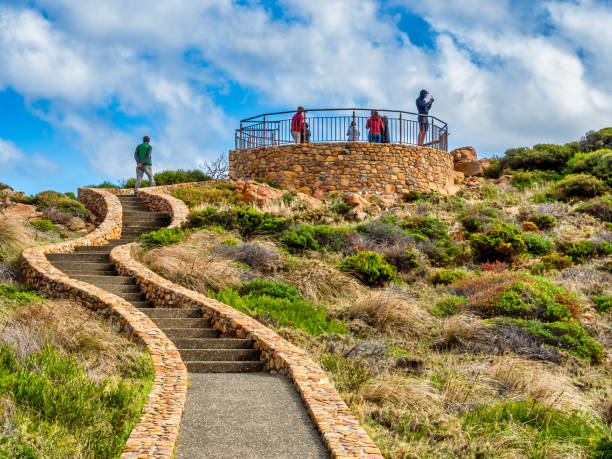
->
[0,137,58,177]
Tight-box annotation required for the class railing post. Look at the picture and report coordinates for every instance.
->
[352,110,356,142]
[263,116,267,147]
[399,113,402,144]
[431,117,434,148]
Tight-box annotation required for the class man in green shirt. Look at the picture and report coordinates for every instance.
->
[134,136,156,192]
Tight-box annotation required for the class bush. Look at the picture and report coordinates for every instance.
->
[171,184,238,208]
[522,233,552,256]
[521,221,539,232]
[0,182,13,191]
[527,214,556,229]
[558,240,596,262]
[592,295,612,313]
[469,223,526,262]
[88,181,119,189]
[576,195,612,222]
[185,207,291,237]
[401,190,426,202]
[0,284,44,306]
[510,171,534,190]
[402,217,449,241]
[581,127,612,152]
[22,191,88,218]
[255,179,281,189]
[549,174,608,202]
[281,224,353,254]
[460,215,485,233]
[239,279,301,302]
[340,251,396,286]
[331,200,352,216]
[280,225,319,252]
[432,296,466,317]
[497,144,575,172]
[567,148,612,185]
[383,247,420,272]
[28,219,57,232]
[213,288,347,335]
[356,217,407,246]
[154,169,210,185]
[321,354,370,393]
[530,254,573,274]
[138,227,184,247]
[428,269,468,286]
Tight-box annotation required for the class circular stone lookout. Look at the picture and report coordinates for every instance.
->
[229,108,453,198]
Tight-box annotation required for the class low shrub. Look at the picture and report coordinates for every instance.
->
[459,215,485,233]
[510,170,534,190]
[138,227,184,247]
[522,232,552,256]
[88,181,119,189]
[213,288,347,335]
[566,148,612,185]
[28,219,57,232]
[171,184,238,208]
[0,284,44,306]
[401,190,426,202]
[495,143,575,172]
[281,224,353,253]
[239,279,301,302]
[548,174,608,202]
[331,200,352,216]
[521,221,539,232]
[530,254,573,274]
[16,191,88,218]
[428,269,468,286]
[576,195,612,222]
[0,182,13,191]
[186,207,291,236]
[592,295,612,313]
[340,251,396,286]
[432,296,466,317]
[383,247,420,272]
[321,354,370,393]
[255,179,281,189]
[282,192,295,205]
[558,240,596,262]
[402,217,449,241]
[154,169,210,185]
[356,217,407,246]
[526,213,556,229]
[469,223,526,262]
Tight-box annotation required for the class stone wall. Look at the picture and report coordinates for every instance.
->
[230,143,453,198]
[111,243,383,458]
[21,188,188,458]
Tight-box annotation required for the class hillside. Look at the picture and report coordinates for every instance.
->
[131,130,611,458]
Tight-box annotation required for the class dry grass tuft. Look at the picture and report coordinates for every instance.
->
[360,375,440,410]
[343,291,433,337]
[434,313,491,349]
[0,218,32,265]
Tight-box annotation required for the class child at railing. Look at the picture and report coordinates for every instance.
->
[346,121,360,142]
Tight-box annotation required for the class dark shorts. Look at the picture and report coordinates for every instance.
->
[419,121,429,132]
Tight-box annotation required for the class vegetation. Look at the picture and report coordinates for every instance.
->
[12,190,87,218]
[28,219,57,233]
[171,182,238,208]
[339,251,397,286]
[138,227,185,247]
[469,223,526,262]
[428,269,468,286]
[120,169,210,188]
[548,174,608,202]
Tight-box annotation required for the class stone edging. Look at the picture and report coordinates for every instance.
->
[110,243,383,458]
[21,187,188,458]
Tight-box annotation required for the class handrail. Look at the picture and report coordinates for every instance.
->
[235,108,448,152]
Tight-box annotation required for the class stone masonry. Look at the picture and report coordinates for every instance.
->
[230,143,453,198]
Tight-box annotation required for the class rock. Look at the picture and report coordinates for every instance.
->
[479,159,492,171]
[0,203,36,221]
[346,207,367,221]
[497,174,513,185]
[443,183,461,195]
[453,171,465,181]
[450,146,478,163]
[454,161,484,177]
[238,180,284,204]
[344,192,368,208]
[68,217,86,230]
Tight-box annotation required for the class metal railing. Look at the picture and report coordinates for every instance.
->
[234,108,448,151]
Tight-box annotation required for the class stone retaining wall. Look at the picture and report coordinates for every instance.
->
[230,143,453,198]
[111,243,383,458]
[21,188,188,458]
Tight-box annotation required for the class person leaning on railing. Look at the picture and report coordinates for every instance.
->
[346,121,360,141]
[381,116,390,143]
[291,106,305,143]
[366,110,384,143]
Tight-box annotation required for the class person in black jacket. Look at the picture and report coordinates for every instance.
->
[416,89,434,146]
[381,116,390,143]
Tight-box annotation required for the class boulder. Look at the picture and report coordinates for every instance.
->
[454,161,484,177]
[450,146,478,163]
[344,192,368,208]
[0,203,36,221]
[68,217,86,230]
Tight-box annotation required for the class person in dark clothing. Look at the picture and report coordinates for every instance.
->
[416,89,434,146]
[134,136,156,192]
[381,116,390,143]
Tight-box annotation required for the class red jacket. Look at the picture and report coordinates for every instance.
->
[366,117,384,134]
[291,113,304,132]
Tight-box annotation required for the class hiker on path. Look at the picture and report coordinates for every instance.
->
[366,110,384,143]
[381,115,390,143]
[291,107,305,143]
[416,89,434,146]
[134,136,156,192]
[346,120,360,141]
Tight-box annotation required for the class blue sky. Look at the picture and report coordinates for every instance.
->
[0,0,611,194]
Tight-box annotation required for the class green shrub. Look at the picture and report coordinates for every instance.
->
[282,192,295,205]
[567,148,612,185]
[154,169,210,185]
[401,190,426,202]
[321,354,370,392]
[340,251,396,286]
[527,214,556,229]
[483,159,503,178]
[558,240,596,261]
[576,195,612,222]
[592,295,612,313]
[331,200,352,216]
[402,217,449,241]
[0,182,13,191]
[510,171,534,190]
[138,227,184,247]
[19,191,88,218]
[0,284,44,306]
[383,247,420,272]
[429,269,468,286]
[530,254,573,274]
[522,232,552,256]
[239,279,301,302]
[255,179,281,189]
[432,296,466,317]
[171,185,238,208]
[469,223,526,262]
[459,215,485,233]
[213,288,347,335]
[122,178,144,188]
[185,207,291,236]
[28,219,57,232]
[496,144,575,172]
[280,225,319,252]
[88,181,119,189]
[549,174,608,202]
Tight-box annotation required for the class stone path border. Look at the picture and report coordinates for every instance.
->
[111,246,383,458]
[21,187,188,458]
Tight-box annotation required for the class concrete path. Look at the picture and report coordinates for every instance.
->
[176,373,328,459]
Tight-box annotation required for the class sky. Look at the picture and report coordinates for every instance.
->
[0,0,610,195]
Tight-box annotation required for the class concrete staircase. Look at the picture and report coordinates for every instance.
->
[48,194,264,373]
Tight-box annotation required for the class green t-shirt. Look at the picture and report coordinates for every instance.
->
[136,143,152,165]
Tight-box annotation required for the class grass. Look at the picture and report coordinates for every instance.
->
[0,218,32,266]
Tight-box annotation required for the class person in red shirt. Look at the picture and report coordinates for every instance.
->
[291,107,305,143]
[366,110,384,143]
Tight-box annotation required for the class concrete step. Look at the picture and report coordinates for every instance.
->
[71,275,135,285]
[131,301,152,308]
[152,318,211,329]
[61,269,116,277]
[163,328,220,339]
[122,222,166,230]
[172,338,254,350]
[138,308,201,318]
[74,245,114,253]
[51,262,115,273]
[186,361,265,373]
[99,285,141,294]
[178,349,260,362]
[47,253,109,262]
[116,292,148,302]
[123,211,169,219]
[121,206,150,212]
